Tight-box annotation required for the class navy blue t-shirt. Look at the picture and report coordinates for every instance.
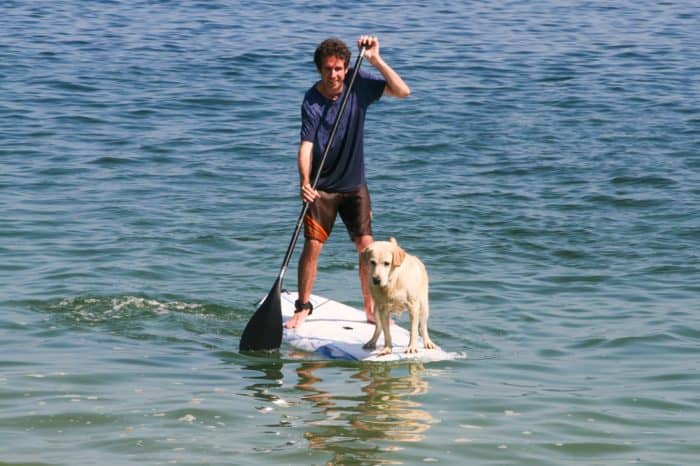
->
[300,68,386,192]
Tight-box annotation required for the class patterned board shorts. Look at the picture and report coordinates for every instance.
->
[304,185,372,243]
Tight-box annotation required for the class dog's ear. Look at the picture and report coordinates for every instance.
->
[361,245,373,263]
[392,240,406,267]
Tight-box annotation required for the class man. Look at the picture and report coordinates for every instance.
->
[284,35,410,329]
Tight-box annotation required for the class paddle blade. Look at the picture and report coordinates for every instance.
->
[239,280,283,351]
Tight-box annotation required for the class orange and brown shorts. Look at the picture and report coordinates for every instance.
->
[304,185,372,243]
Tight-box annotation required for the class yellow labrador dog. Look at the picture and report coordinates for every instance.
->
[362,238,436,355]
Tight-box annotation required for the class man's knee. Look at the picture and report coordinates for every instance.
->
[354,234,373,252]
[302,238,324,259]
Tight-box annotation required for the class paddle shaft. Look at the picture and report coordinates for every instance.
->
[276,47,367,286]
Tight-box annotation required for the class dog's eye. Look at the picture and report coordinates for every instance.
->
[384,261,391,267]
[370,259,377,265]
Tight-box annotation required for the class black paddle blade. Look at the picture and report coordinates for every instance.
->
[239,279,283,351]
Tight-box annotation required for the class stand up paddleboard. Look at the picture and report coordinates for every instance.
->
[280,290,459,362]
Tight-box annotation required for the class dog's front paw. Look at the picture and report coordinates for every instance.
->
[363,341,376,350]
[405,345,419,354]
[378,346,393,356]
[424,340,437,350]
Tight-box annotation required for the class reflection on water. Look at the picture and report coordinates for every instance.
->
[240,356,437,464]
[242,358,284,405]
[295,361,434,464]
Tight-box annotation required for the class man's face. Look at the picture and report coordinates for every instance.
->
[319,55,348,96]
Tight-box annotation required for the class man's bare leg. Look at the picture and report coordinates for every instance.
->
[285,238,323,329]
[354,235,375,323]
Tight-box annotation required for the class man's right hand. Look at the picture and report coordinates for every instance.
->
[301,183,320,203]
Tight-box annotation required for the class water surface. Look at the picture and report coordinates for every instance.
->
[2,1,699,464]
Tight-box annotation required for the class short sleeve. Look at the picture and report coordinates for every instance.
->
[300,98,318,142]
[357,69,386,106]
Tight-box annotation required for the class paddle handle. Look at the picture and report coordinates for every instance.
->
[277,46,367,284]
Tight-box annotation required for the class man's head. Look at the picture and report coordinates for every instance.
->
[314,38,351,72]
[314,38,351,99]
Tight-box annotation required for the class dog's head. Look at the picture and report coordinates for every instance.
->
[362,237,406,288]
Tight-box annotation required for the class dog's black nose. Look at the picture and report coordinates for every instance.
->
[372,277,381,286]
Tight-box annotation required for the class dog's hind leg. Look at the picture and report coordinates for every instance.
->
[405,302,421,353]
[420,299,436,350]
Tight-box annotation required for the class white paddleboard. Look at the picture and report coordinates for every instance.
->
[280,290,459,362]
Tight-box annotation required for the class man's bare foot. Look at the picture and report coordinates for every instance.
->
[365,309,393,326]
[284,309,310,329]
[365,309,376,324]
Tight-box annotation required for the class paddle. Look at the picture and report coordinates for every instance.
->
[239,46,367,351]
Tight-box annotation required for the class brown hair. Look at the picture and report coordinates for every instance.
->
[314,38,351,71]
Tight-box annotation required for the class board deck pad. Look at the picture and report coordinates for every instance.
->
[280,290,459,362]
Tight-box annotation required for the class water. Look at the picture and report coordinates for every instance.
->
[2,1,699,464]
